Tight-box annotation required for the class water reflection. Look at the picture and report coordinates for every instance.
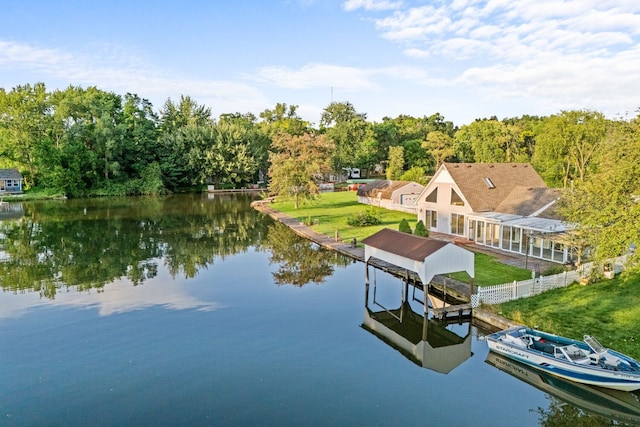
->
[0,194,269,297]
[265,222,353,287]
[0,262,222,319]
[486,351,640,425]
[362,274,472,373]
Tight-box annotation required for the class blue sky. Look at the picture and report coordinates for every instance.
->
[1,0,639,126]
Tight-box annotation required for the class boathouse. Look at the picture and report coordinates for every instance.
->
[361,228,475,318]
[0,169,23,194]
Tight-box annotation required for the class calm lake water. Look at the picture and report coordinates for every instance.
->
[1,194,639,426]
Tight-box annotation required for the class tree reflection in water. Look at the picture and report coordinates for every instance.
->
[265,222,352,287]
[0,194,269,298]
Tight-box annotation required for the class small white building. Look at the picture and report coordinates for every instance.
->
[357,180,424,214]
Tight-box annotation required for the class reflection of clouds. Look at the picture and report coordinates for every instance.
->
[0,264,221,319]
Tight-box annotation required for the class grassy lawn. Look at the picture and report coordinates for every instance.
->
[448,252,532,287]
[491,272,640,358]
[271,190,418,244]
[271,191,531,286]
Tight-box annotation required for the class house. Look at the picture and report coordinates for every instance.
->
[415,163,571,265]
[0,169,23,194]
[357,180,425,214]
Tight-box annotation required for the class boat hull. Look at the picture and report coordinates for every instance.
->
[486,328,640,392]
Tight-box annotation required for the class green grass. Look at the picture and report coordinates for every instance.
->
[272,191,418,244]
[492,272,640,358]
[448,252,532,287]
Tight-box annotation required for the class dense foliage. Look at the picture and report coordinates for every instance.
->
[2,83,639,269]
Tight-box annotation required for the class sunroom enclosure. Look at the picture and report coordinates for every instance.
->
[466,212,570,265]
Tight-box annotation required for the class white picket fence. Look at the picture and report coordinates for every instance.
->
[470,256,627,307]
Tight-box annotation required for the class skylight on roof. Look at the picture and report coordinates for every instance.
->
[483,177,496,189]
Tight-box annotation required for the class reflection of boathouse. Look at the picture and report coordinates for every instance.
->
[363,300,472,374]
[0,202,24,220]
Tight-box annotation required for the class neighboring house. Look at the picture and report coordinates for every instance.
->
[415,163,571,265]
[0,169,23,194]
[357,180,425,214]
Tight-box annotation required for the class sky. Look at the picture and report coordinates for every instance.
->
[1,0,639,127]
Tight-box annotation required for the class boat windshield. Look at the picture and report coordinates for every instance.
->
[584,335,606,354]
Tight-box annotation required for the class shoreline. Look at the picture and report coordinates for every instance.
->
[251,199,519,331]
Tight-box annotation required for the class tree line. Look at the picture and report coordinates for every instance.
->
[3,82,638,196]
[1,83,639,269]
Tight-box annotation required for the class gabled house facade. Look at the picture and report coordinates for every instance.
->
[0,169,23,194]
[357,180,424,213]
[415,163,571,265]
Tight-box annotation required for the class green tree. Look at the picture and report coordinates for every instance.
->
[399,218,412,234]
[453,119,512,163]
[558,118,640,273]
[400,166,427,185]
[0,82,53,187]
[268,133,333,208]
[320,102,374,174]
[188,122,258,188]
[533,110,606,187]
[422,130,454,171]
[414,220,428,237]
[259,103,309,136]
[158,95,212,134]
[386,146,404,180]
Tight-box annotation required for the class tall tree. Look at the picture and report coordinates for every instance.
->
[386,145,404,180]
[320,102,373,174]
[453,119,511,163]
[259,103,308,136]
[158,95,212,134]
[422,130,454,170]
[268,133,333,208]
[559,117,640,272]
[187,122,258,188]
[533,110,606,187]
[0,82,52,187]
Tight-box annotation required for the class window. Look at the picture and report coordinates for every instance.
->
[483,177,496,189]
[425,188,438,203]
[426,210,437,228]
[450,188,465,206]
[450,213,465,235]
[475,221,484,243]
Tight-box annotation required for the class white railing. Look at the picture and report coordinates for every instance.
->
[471,256,629,307]
[472,270,581,307]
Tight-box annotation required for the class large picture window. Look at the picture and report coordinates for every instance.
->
[450,213,465,236]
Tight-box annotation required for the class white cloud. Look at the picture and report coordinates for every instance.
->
[342,0,403,12]
[0,267,222,319]
[255,63,378,91]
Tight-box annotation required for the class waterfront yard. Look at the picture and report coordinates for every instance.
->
[493,273,640,358]
[271,190,532,287]
[271,190,640,359]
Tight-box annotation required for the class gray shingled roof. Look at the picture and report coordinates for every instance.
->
[0,169,23,180]
[361,228,448,262]
[443,163,548,213]
[494,186,562,218]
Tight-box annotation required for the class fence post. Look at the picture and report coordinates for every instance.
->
[512,280,517,299]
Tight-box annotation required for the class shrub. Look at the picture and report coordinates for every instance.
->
[347,207,381,227]
[398,218,412,234]
[414,220,429,237]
